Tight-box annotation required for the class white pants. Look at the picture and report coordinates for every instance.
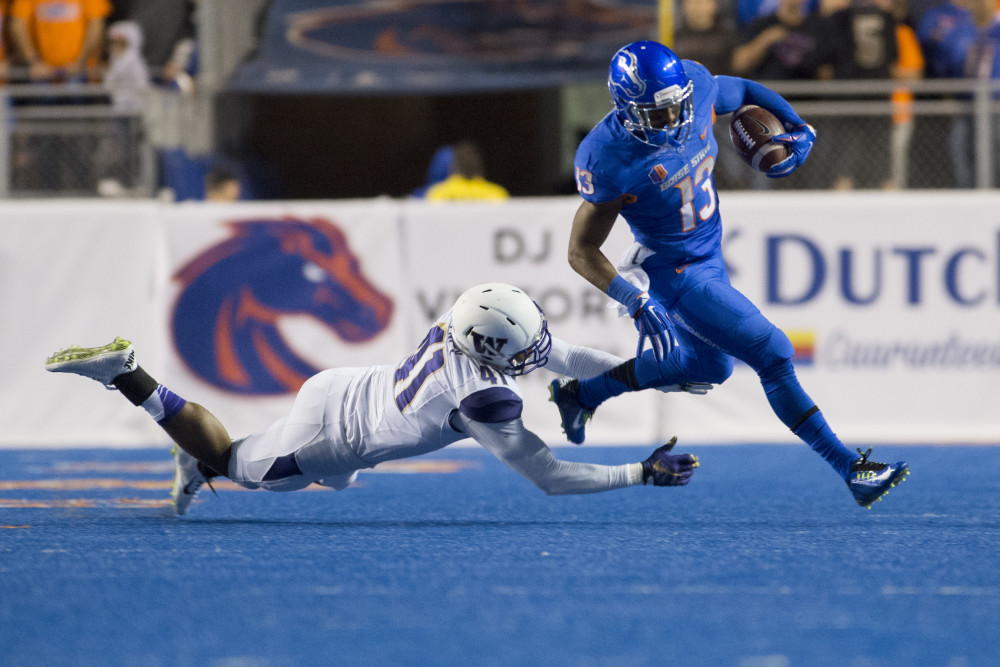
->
[227,369,368,492]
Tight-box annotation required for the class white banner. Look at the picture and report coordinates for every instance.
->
[402,198,668,445]
[704,192,1000,444]
[4,193,999,448]
[4,201,165,445]
[157,201,409,438]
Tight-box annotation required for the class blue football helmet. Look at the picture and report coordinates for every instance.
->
[608,41,694,148]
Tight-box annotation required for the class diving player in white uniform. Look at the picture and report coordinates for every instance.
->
[46,283,704,515]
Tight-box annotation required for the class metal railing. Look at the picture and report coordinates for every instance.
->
[0,84,155,198]
[714,78,1000,191]
[2,77,1000,198]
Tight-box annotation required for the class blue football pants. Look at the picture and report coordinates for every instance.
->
[580,252,857,478]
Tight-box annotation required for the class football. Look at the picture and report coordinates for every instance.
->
[729,105,789,173]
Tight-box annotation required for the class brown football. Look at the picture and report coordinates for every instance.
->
[729,105,789,173]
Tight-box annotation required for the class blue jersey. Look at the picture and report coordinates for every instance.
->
[570,58,861,483]
[916,2,974,78]
[575,61,725,267]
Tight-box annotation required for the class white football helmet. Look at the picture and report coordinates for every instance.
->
[450,283,551,376]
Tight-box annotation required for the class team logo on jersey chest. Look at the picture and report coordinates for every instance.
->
[648,164,668,183]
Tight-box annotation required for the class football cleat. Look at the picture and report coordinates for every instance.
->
[847,448,910,509]
[44,337,136,389]
[170,446,215,516]
[548,378,593,445]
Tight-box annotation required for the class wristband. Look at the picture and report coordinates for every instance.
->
[606,275,643,306]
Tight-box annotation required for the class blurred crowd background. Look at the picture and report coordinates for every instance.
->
[2,0,1000,201]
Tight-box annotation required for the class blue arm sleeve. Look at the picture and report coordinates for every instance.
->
[715,75,806,129]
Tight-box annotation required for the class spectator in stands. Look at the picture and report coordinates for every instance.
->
[888,0,926,189]
[823,0,899,79]
[737,0,782,25]
[940,0,1000,186]
[96,19,150,197]
[916,0,974,187]
[102,20,149,114]
[820,0,900,189]
[8,0,111,82]
[673,0,739,75]
[204,166,242,202]
[106,0,196,91]
[954,0,1000,75]
[0,2,10,83]
[673,0,753,189]
[410,144,455,198]
[729,0,828,190]
[7,0,112,193]
[731,0,829,80]
[425,141,510,202]
[916,0,973,78]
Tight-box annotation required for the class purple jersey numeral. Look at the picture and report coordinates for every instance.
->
[394,324,447,412]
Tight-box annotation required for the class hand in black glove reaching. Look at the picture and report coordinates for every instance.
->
[641,437,699,487]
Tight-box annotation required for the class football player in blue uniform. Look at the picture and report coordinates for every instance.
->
[549,40,909,508]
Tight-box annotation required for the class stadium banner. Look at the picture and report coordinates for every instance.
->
[673,192,1000,445]
[156,201,410,441]
[228,0,657,94]
[4,193,1000,448]
[3,201,167,446]
[401,198,666,446]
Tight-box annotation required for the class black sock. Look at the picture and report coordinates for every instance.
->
[609,359,640,390]
[112,366,160,406]
[197,461,220,480]
[577,359,639,409]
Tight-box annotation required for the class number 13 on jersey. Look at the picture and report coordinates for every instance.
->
[576,156,716,233]
[676,156,716,233]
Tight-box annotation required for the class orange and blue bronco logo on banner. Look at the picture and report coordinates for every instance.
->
[171,217,393,395]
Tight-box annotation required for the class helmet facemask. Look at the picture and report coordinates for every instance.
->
[505,317,551,376]
[620,79,694,148]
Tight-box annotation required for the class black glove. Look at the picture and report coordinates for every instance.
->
[641,437,699,487]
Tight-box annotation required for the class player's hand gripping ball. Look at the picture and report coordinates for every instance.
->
[729,105,790,174]
[770,122,817,178]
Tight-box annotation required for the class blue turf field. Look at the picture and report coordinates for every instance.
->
[2,445,998,666]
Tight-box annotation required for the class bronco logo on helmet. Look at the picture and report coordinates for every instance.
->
[609,49,646,99]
